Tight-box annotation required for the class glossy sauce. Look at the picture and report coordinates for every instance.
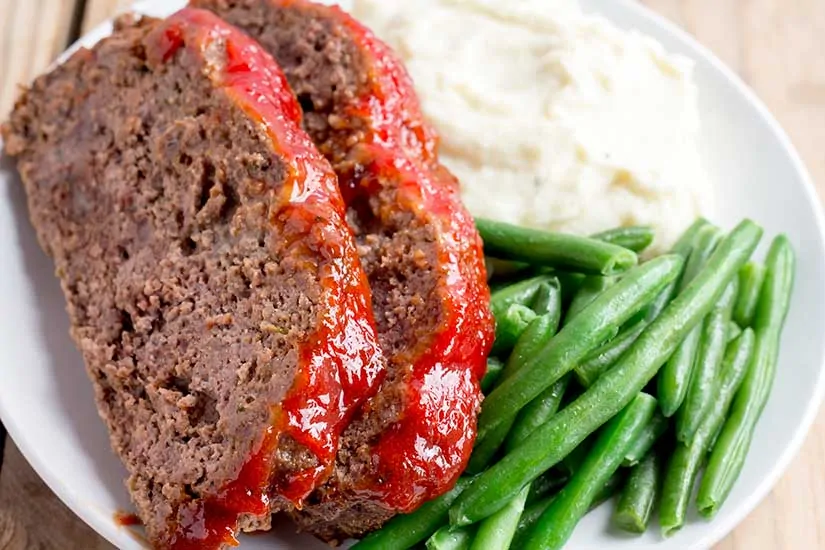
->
[147,8,385,549]
[114,512,142,527]
[317,3,496,511]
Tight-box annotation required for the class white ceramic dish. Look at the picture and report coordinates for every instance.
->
[1,1,823,549]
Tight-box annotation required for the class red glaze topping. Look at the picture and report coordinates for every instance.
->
[356,154,492,511]
[277,1,495,511]
[146,8,385,548]
[114,512,143,527]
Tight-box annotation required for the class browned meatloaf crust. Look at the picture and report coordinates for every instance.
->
[193,0,495,543]
[1,8,387,548]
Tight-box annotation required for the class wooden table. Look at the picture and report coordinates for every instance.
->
[1,0,823,548]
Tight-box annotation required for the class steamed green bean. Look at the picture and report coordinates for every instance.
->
[614,449,663,533]
[477,255,682,444]
[676,279,738,442]
[352,477,472,550]
[623,410,668,467]
[697,236,795,517]
[733,261,766,327]
[592,225,655,253]
[660,330,754,534]
[476,217,638,275]
[522,394,656,550]
[658,225,724,416]
[450,221,761,526]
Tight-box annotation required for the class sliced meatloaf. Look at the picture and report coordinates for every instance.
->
[192,0,496,541]
[1,8,386,549]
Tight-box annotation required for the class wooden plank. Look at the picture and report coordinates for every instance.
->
[0,0,80,118]
[0,441,113,550]
[1,1,824,549]
[643,0,745,70]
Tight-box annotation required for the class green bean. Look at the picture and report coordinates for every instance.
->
[426,525,474,550]
[505,375,570,451]
[676,279,739,442]
[533,436,613,500]
[575,319,647,388]
[658,225,724,416]
[526,470,569,504]
[622,410,668,467]
[565,276,617,324]
[530,280,562,332]
[491,304,537,356]
[558,436,593,478]
[353,477,472,550]
[591,225,656,253]
[704,440,749,512]
[477,255,682,444]
[614,450,663,533]
[449,220,762,526]
[674,219,712,255]
[657,329,701,416]
[522,394,657,550]
[727,320,742,343]
[659,329,754,534]
[553,271,586,306]
[489,279,517,293]
[697,236,795,518]
[706,420,724,454]
[660,455,694,536]
[467,418,512,474]
[643,286,677,325]
[470,483,530,550]
[481,358,504,394]
[512,473,623,549]
[490,278,560,358]
[592,470,625,509]
[489,275,551,322]
[510,496,555,550]
[475,217,638,275]
[643,218,711,322]
[470,313,562,472]
[486,258,531,282]
[733,261,766,327]
[502,315,560,382]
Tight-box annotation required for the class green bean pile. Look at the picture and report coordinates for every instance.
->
[353,218,795,550]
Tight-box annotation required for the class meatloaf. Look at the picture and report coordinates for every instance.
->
[1,8,387,549]
[192,0,496,541]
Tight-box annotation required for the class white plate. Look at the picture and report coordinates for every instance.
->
[1,1,823,549]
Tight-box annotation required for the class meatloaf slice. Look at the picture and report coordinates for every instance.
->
[192,0,496,541]
[2,8,386,549]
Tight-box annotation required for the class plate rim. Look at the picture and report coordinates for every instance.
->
[1,1,823,549]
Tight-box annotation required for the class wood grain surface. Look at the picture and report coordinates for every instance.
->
[1,0,824,548]
[0,0,81,118]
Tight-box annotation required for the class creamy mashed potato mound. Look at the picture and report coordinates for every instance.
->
[351,0,714,252]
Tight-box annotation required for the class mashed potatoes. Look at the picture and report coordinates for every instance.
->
[351,0,714,252]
